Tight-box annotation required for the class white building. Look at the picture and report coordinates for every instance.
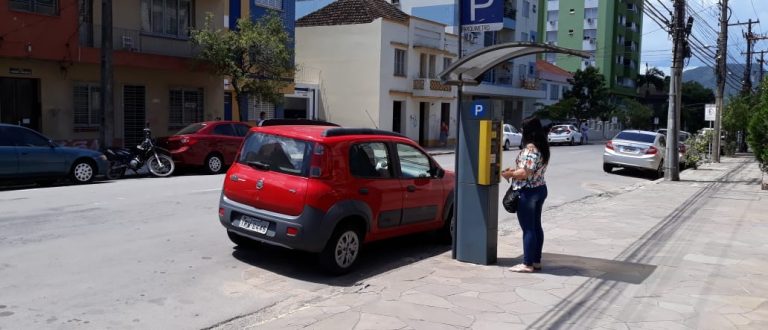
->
[390,0,546,127]
[536,59,572,107]
[296,0,458,147]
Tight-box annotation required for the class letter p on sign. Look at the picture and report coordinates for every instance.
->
[471,0,494,21]
[475,104,484,116]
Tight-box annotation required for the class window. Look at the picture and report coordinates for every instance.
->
[239,133,311,176]
[394,49,407,77]
[141,0,193,38]
[0,128,14,146]
[540,83,548,93]
[254,0,282,9]
[73,83,100,128]
[12,127,50,147]
[169,88,204,129]
[428,54,437,78]
[419,53,428,78]
[9,0,57,15]
[212,124,235,136]
[522,1,530,18]
[550,84,559,100]
[443,57,452,71]
[349,143,391,178]
[397,144,432,179]
[234,124,251,137]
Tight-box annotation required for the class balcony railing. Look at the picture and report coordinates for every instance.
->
[80,24,197,58]
[521,78,539,90]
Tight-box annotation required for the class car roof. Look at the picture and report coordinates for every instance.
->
[251,125,414,144]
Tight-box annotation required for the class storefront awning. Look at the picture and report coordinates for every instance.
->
[439,42,592,86]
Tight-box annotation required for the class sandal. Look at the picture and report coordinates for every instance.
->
[509,264,535,273]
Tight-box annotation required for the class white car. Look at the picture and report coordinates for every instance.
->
[548,125,583,145]
[502,124,523,150]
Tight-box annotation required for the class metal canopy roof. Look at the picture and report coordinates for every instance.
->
[439,42,592,86]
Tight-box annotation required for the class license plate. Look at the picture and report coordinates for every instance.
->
[238,215,269,234]
[621,146,637,153]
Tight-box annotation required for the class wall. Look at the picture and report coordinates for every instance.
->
[296,22,383,128]
[0,0,80,61]
[0,58,223,142]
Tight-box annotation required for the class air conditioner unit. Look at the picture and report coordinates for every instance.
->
[549,20,555,25]
[589,38,596,44]
[587,18,594,24]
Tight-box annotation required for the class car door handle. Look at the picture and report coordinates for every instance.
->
[406,185,417,192]
[358,188,369,195]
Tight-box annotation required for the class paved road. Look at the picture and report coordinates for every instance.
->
[0,143,650,329]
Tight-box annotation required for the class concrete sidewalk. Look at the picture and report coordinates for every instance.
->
[218,156,768,329]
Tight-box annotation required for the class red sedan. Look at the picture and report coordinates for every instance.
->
[158,121,251,174]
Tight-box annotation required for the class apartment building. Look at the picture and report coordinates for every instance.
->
[536,60,572,107]
[296,0,458,147]
[0,0,228,148]
[537,0,642,98]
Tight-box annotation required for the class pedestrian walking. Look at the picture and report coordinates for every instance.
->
[439,121,449,147]
[501,116,550,273]
[581,121,589,144]
[258,112,267,126]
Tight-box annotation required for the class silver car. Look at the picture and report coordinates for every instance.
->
[603,130,666,178]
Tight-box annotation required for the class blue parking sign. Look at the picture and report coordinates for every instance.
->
[460,0,504,32]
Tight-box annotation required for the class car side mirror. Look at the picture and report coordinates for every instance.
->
[429,166,445,178]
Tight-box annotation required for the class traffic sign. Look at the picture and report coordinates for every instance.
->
[705,104,716,121]
[460,0,503,32]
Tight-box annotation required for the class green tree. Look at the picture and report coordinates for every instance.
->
[563,67,613,122]
[723,93,754,155]
[680,81,715,133]
[619,99,653,130]
[637,67,666,92]
[535,97,576,121]
[191,12,293,122]
[748,80,768,175]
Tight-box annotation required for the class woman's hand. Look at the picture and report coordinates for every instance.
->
[501,168,515,181]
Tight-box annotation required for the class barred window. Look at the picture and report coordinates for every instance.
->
[73,83,100,127]
[169,88,204,129]
[9,0,58,15]
[254,0,282,9]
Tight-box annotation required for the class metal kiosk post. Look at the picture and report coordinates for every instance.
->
[455,99,503,265]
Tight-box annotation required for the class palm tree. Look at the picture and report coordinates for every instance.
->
[637,67,666,92]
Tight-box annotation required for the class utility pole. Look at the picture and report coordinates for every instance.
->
[99,0,114,148]
[755,50,767,84]
[739,19,765,94]
[665,0,691,181]
[713,0,729,163]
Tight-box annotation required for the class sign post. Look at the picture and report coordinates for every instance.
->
[704,103,716,122]
[460,0,504,32]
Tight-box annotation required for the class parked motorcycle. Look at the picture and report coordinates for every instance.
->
[104,128,175,179]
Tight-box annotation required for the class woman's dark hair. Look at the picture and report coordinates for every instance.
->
[520,116,550,164]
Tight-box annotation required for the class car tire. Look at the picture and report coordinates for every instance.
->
[654,161,664,179]
[569,138,575,146]
[70,160,95,184]
[227,231,261,249]
[205,154,225,174]
[319,225,363,275]
[436,209,454,245]
[504,140,510,151]
[603,163,614,173]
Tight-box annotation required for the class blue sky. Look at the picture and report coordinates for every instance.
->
[297,0,768,76]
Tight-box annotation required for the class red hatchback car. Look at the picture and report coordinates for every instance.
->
[218,120,455,274]
[159,121,251,174]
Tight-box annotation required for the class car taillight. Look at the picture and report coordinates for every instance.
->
[645,146,658,155]
[310,143,330,178]
[606,140,614,150]
[218,208,224,218]
[180,137,190,144]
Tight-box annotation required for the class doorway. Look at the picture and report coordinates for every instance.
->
[123,85,146,148]
[392,101,402,133]
[0,77,41,131]
[419,102,429,146]
[224,92,232,120]
[284,96,309,119]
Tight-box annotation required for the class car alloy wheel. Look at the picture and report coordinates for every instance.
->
[207,154,223,174]
[334,230,360,269]
[504,140,510,151]
[72,161,94,183]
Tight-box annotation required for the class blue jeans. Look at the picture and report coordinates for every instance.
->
[516,185,548,266]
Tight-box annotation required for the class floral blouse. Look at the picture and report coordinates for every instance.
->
[511,145,547,190]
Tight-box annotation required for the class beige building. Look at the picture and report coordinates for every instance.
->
[0,0,227,148]
[296,0,458,147]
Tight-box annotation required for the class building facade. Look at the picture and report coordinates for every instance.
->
[0,0,228,148]
[296,0,458,147]
[536,60,572,107]
[537,0,642,98]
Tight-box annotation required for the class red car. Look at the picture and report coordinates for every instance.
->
[218,120,455,274]
[159,121,251,174]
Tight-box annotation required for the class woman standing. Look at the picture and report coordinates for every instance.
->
[501,117,550,273]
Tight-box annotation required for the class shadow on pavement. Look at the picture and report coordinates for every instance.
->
[606,167,658,180]
[231,233,450,286]
[498,253,656,285]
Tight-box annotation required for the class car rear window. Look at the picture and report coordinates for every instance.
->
[615,132,656,144]
[238,133,312,177]
[176,123,206,135]
[551,126,568,133]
